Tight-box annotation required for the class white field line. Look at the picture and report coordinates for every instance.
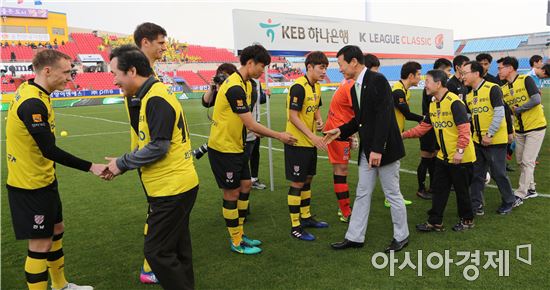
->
[56,113,128,125]
[36,113,550,198]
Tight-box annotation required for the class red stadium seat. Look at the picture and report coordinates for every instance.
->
[175,70,208,86]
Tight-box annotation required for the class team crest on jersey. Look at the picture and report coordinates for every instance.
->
[34,215,44,225]
[344,147,350,156]
[436,109,441,118]
[473,97,478,105]
[509,88,514,96]
[293,165,300,176]
[32,114,42,123]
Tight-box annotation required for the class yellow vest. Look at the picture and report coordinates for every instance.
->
[286,76,321,147]
[430,92,476,163]
[393,80,411,133]
[138,82,199,197]
[125,72,160,150]
[466,81,508,145]
[6,82,56,189]
[208,72,252,153]
[503,75,546,133]
[124,97,140,150]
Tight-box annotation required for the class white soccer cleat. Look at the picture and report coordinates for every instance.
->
[52,282,93,290]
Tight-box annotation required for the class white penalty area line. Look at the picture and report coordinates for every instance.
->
[38,113,550,198]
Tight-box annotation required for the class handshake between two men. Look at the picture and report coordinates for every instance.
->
[87,157,125,181]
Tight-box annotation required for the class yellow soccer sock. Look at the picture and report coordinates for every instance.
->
[300,184,312,219]
[26,250,48,290]
[237,192,250,226]
[288,186,302,228]
[47,233,68,290]
[143,259,152,273]
[223,199,242,246]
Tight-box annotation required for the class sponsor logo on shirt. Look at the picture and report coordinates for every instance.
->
[32,114,42,123]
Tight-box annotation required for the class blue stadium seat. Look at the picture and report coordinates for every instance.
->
[378,66,401,81]
[461,36,528,53]
[326,68,344,83]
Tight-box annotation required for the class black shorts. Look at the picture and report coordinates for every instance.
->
[7,180,63,240]
[284,144,317,182]
[208,147,251,189]
[419,128,440,152]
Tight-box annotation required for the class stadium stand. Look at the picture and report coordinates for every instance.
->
[197,70,216,84]
[458,35,529,54]
[184,45,238,63]
[1,46,34,61]
[173,70,208,86]
[71,33,110,61]
[72,72,115,90]
[453,41,462,53]
[57,42,80,60]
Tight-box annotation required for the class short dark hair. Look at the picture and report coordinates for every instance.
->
[32,49,71,71]
[475,53,493,63]
[529,55,543,67]
[216,63,238,75]
[109,44,153,77]
[465,61,484,78]
[427,69,448,87]
[496,56,518,71]
[364,53,380,69]
[133,22,167,48]
[400,61,422,79]
[453,55,470,71]
[239,44,271,66]
[336,45,364,65]
[305,51,329,69]
[433,58,452,70]
[541,64,550,78]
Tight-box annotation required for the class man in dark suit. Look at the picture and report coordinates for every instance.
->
[325,46,409,253]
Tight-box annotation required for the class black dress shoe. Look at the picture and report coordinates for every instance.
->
[384,237,409,253]
[416,189,433,200]
[331,239,364,250]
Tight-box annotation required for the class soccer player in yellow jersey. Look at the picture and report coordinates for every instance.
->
[106,45,199,289]
[285,51,330,241]
[207,44,296,254]
[6,50,108,290]
[131,22,168,284]
[389,61,423,207]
